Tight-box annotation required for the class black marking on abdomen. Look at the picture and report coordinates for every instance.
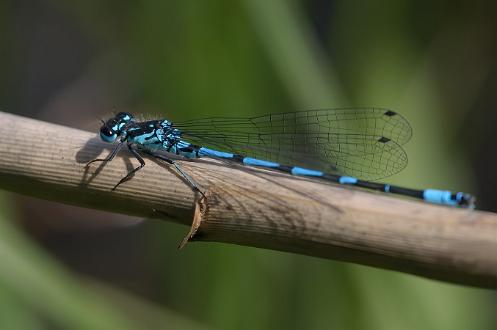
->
[378,136,391,143]
[277,165,293,173]
[187,144,202,157]
[179,146,195,153]
[232,154,244,163]
[321,173,340,181]
[384,110,397,116]
[388,185,424,198]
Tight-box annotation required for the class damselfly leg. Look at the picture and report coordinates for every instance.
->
[85,141,125,167]
[111,143,146,190]
[141,149,205,197]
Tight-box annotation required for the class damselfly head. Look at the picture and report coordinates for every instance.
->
[99,112,134,143]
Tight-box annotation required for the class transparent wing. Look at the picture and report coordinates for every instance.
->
[173,108,412,180]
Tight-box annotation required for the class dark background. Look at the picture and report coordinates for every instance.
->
[1,1,496,329]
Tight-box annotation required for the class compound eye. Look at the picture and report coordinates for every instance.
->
[116,112,134,122]
[99,126,117,142]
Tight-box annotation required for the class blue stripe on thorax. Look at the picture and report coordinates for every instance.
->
[130,131,158,145]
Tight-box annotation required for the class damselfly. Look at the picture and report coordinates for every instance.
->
[86,109,475,208]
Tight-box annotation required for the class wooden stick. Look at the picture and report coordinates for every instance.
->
[0,111,496,288]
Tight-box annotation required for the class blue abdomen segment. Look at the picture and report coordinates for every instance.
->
[291,167,323,176]
[242,157,280,168]
[339,176,358,184]
[423,189,458,206]
[198,147,234,159]
[196,147,281,168]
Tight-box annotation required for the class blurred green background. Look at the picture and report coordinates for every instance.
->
[1,0,497,329]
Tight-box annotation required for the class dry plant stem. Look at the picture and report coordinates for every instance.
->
[0,111,496,288]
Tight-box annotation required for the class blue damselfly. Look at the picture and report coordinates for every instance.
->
[86,109,474,208]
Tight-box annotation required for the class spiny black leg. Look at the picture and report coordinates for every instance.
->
[85,141,124,168]
[111,143,145,191]
[142,150,205,197]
